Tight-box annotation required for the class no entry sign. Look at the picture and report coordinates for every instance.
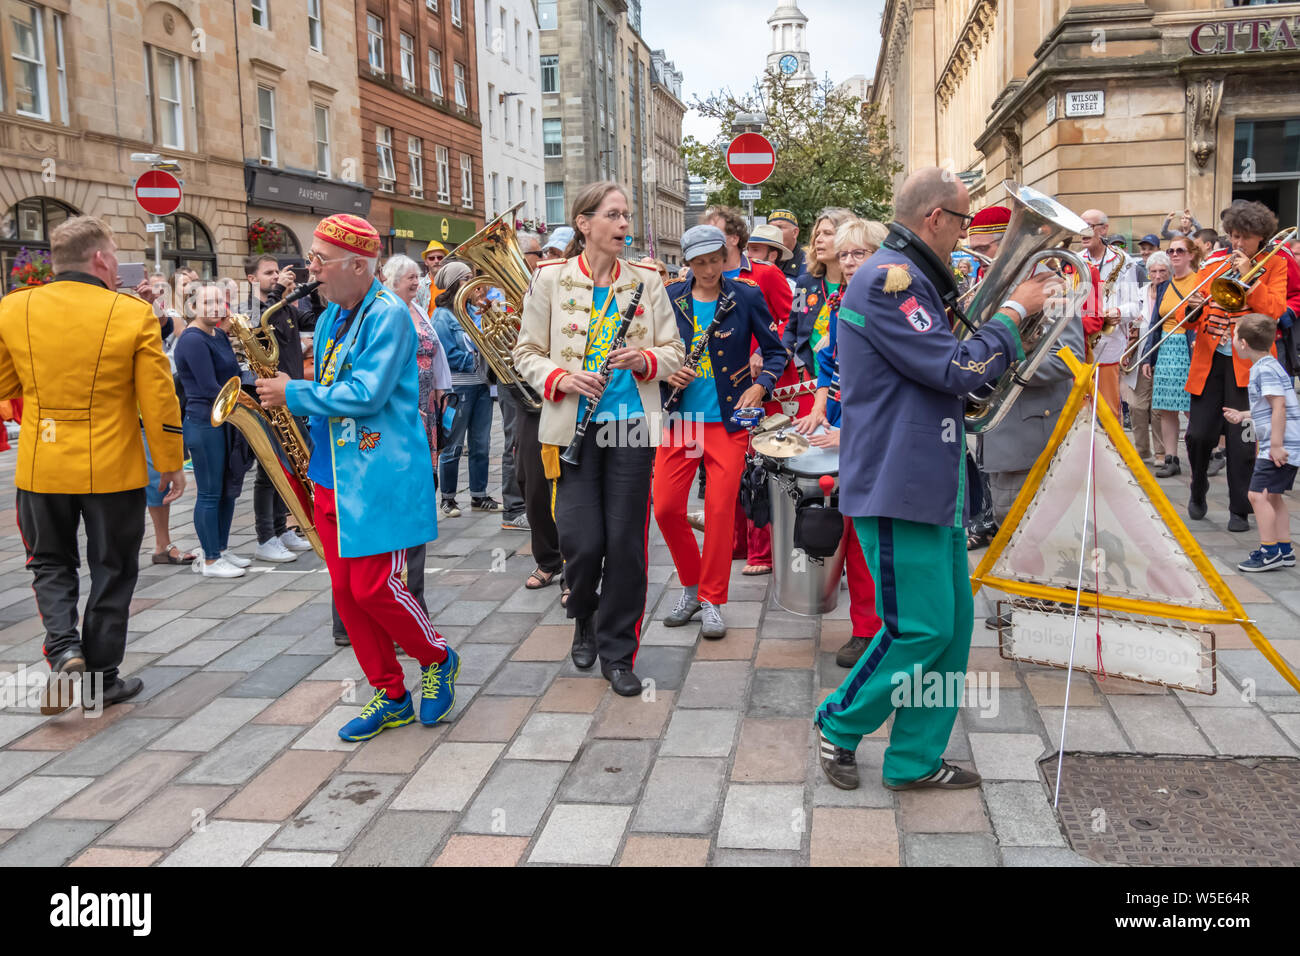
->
[726,133,776,186]
[134,169,182,217]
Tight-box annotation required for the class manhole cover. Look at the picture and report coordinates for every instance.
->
[1043,753,1300,866]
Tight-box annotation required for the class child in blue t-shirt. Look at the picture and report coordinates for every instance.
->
[1222,313,1300,572]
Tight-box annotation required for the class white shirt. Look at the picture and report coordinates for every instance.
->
[1083,245,1142,364]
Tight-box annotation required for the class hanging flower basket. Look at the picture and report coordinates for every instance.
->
[9,247,53,290]
[514,217,548,236]
[247,218,285,254]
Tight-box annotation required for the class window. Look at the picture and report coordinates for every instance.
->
[514,19,520,68]
[460,153,472,208]
[427,48,443,98]
[516,102,523,150]
[408,137,423,198]
[427,0,437,9]
[314,105,330,176]
[530,108,536,149]
[520,179,527,216]
[453,61,467,109]
[451,0,462,28]
[53,12,66,124]
[499,9,508,63]
[506,176,513,207]
[376,125,395,191]
[533,185,540,222]
[366,14,384,73]
[251,0,269,29]
[543,118,561,158]
[487,82,495,136]
[307,0,324,52]
[490,172,498,216]
[436,145,450,202]
[540,54,557,93]
[159,213,216,278]
[400,32,415,89]
[545,182,564,226]
[527,31,534,75]
[154,52,183,148]
[539,0,557,30]
[11,3,48,120]
[0,197,76,282]
[257,86,276,164]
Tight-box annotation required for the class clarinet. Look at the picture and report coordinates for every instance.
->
[560,282,646,467]
[663,291,737,413]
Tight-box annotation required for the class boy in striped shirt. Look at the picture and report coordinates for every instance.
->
[1223,313,1300,572]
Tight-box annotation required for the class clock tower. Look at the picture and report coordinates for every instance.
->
[766,1,814,88]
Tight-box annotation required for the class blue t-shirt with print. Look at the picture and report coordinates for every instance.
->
[577,287,645,423]
[678,297,722,422]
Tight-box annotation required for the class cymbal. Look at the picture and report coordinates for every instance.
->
[753,428,809,458]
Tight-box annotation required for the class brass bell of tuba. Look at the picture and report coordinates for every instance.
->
[960,180,1095,434]
[211,283,324,558]
[451,201,543,411]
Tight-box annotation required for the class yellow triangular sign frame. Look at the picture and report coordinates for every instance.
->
[971,347,1300,694]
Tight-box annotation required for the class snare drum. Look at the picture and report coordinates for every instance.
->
[764,428,846,616]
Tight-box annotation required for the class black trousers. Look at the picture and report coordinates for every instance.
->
[1187,350,1254,517]
[332,544,427,638]
[555,424,655,670]
[516,407,562,574]
[17,488,145,683]
[253,463,289,544]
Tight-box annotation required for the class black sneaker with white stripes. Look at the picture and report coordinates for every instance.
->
[884,760,981,792]
[818,730,859,790]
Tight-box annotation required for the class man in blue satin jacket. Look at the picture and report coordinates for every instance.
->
[256,214,459,743]
[813,168,1058,794]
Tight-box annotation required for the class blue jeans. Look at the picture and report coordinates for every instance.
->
[184,414,236,558]
[438,383,492,498]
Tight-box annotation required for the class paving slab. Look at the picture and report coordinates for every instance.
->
[529,804,631,865]
[0,819,110,866]
[903,832,1001,867]
[341,811,456,867]
[102,784,236,848]
[459,760,568,835]
[161,820,280,867]
[716,784,805,851]
[631,757,727,835]
[391,742,504,812]
[270,773,404,851]
[51,750,192,820]
[149,697,272,752]
[181,725,302,785]
[558,739,655,804]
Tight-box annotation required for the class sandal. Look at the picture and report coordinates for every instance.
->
[152,545,196,565]
[742,564,772,576]
[525,567,557,590]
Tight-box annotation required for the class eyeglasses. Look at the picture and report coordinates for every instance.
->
[1168,248,1190,254]
[307,251,360,267]
[582,209,634,224]
[836,248,870,262]
[940,208,974,229]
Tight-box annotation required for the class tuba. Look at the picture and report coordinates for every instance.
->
[961,181,1095,433]
[451,201,542,410]
[211,283,324,558]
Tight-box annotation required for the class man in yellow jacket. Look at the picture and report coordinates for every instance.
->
[0,216,185,713]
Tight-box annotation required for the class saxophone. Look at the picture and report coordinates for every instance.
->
[211,283,324,558]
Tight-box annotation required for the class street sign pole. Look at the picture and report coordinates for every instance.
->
[153,216,162,274]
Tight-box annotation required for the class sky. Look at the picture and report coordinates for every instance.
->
[640,0,886,144]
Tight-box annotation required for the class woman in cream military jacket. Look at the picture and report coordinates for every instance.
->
[514,181,684,697]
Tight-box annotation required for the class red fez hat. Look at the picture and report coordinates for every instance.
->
[969,205,1011,237]
[314,214,381,258]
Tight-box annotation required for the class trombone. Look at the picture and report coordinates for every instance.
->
[1120,226,1297,373]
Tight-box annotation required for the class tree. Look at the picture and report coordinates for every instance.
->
[683,74,901,244]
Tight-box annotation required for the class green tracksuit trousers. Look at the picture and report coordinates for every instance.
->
[815,516,973,786]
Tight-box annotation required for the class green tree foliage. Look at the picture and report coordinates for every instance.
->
[683,74,902,245]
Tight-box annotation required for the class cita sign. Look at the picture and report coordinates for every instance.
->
[1064,90,1104,118]
[726,132,776,186]
[134,169,182,217]
[1189,16,1300,55]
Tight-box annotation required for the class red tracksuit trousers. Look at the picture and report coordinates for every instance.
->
[315,485,447,699]
[654,422,749,605]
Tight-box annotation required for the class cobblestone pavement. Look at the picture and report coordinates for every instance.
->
[0,428,1297,867]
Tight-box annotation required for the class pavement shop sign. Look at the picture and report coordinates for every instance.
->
[391,209,479,245]
[246,167,372,217]
[1046,753,1300,866]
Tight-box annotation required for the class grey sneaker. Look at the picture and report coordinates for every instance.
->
[699,600,726,639]
[502,512,530,531]
[664,590,701,627]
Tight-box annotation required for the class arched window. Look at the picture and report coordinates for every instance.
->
[0,197,78,291]
[160,213,216,278]
[261,222,302,257]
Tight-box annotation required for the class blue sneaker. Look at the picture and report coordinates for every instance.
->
[1238,549,1285,573]
[420,646,461,725]
[1281,547,1296,568]
[337,689,415,741]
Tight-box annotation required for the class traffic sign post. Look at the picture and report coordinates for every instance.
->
[726,132,775,233]
[135,169,182,274]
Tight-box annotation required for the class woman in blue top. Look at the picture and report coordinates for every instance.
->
[430,261,498,518]
[173,284,246,578]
